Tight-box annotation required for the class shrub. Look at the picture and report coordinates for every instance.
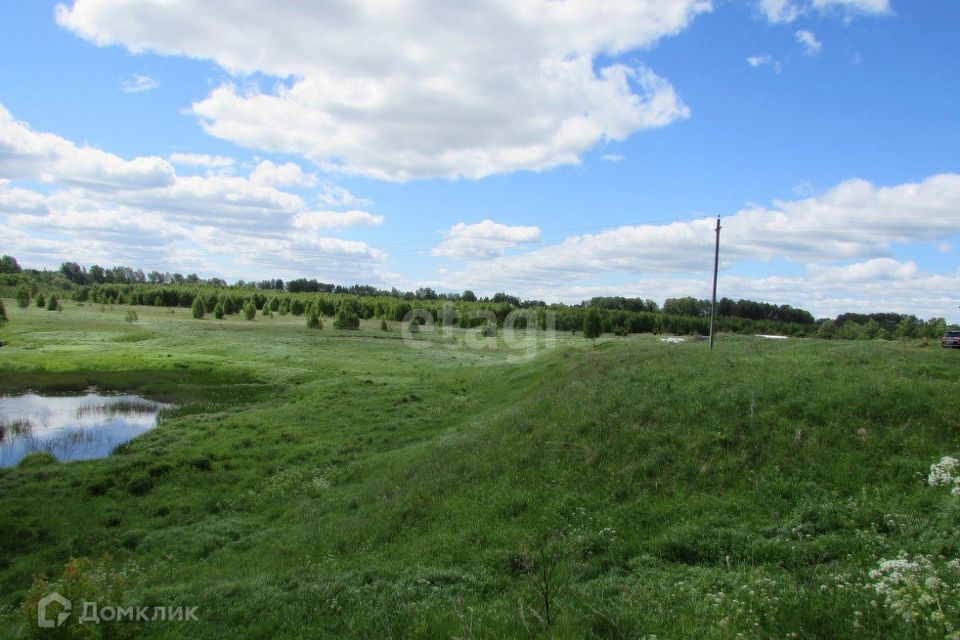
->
[87,478,113,496]
[290,299,306,316]
[0,299,6,326]
[333,307,360,330]
[214,302,225,319]
[307,311,323,329]
[189,456,213,471]
[613,325,628,336]
[21,555,130,639]
[124,310,138,323]
[16,285,30,308]
[381,319,389,331]
[262,305,271,317]
[47,294,59,311]
[148,462,174,477]
[126,472,154,496]
[191,296,205,319]
[36,293,46,308]
[817,319,838,339]
[243,302,256,321]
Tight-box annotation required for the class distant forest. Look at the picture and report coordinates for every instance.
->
[0,255,954,339]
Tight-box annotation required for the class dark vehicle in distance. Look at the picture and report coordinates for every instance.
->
[942,331,960,348]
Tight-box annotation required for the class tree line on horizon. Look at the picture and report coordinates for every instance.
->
[0,255,954,338]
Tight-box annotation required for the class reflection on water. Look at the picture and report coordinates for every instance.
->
[0,392,171,467]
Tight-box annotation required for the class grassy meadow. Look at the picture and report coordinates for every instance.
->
[1,299,959,638]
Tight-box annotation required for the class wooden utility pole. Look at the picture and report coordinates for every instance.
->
[709,216,721,350]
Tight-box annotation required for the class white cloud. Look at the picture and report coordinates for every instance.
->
[249,160,316,187]
[812,0,891,18]
[57,0,708,181]
[757,0,890,23]
[0,104,174,191]
[0,103,388,283]
[795,30,823,56]
[315,183,371,209]
[432,220,542,259]
[0,183,49,215]
[121,73,158,93]
[806,258,918,282]
[719,265,959,321]
[601,154,626,162]
[746,55,782,73]
[759,0,803,23]
[168,153,235,169]
[428,174,960,308]
[291,210,384,232]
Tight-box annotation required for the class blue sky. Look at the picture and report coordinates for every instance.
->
[1,0,958,320]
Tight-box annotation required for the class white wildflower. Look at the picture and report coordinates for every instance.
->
[928,456,959,488]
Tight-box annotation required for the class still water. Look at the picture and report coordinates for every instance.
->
[0,392,170,467]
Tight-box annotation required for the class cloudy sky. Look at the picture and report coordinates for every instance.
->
[1,1,958,320]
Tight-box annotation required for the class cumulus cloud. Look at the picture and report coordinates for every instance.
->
[168,153,235,168]
[806,257,918,282]
[428,174,960,309]
[795,30,823,56]
[0,104,174,190]
[432,220,542,259]
[56,0,708,181]
[0,104,388,282]
[315,183,371,208]
[120,73,158,93]
[249,160,316,187]
[291,210,384,232]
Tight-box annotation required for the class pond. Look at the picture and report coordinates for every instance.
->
[0,392,171,467]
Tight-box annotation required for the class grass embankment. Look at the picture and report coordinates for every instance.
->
[0,301,958,638]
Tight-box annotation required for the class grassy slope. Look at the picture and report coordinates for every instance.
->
[0,301,959,638]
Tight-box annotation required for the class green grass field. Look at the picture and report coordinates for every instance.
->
[1,300,959,638]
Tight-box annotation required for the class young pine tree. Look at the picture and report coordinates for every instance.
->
[333,305,360,330]
[213,302,225,319]
[583,307,602,346]
[46,294,59,311]
[36,294,46,309]
[15,286,30,308]
[307,310,322,329]
[243,302,256,321]
[191,296,205,320]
